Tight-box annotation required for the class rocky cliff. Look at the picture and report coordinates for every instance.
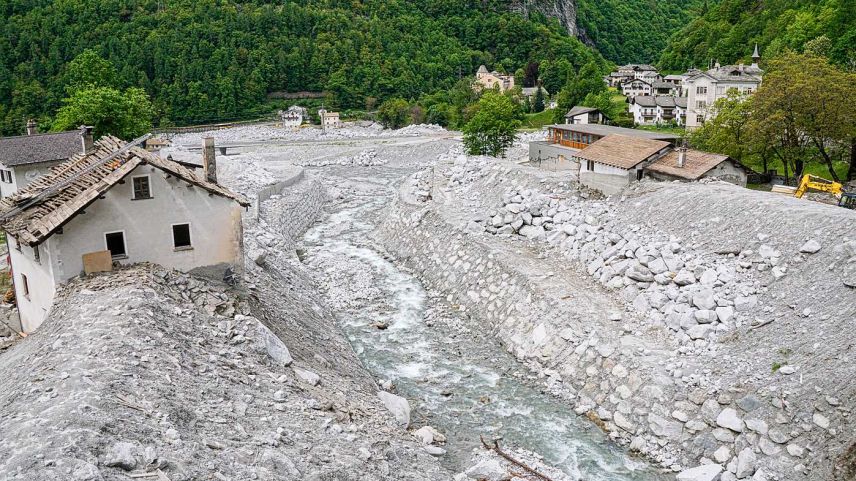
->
[511,0,578,36]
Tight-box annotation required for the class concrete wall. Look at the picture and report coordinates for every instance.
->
[578,160,634,195]
[7,236,56,333]
[528,142,580,173]
[254,168,305,218]
[701,161,747,186]
[50,164,244,284]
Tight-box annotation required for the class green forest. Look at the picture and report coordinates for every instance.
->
[658,0,856,71]
[576,0,708,65]
[0,0,607,135]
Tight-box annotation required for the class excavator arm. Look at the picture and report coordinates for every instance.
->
[794,174,844,199]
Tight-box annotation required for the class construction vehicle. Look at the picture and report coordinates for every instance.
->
[794,174,844,199]
[839,192,856,210]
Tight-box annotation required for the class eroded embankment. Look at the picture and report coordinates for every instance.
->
[377,163,855,481]
[0,174,448,481]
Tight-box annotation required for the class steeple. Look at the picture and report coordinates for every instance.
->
[752,43,760,67]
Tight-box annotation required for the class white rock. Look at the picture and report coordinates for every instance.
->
[714,446,732,463]
[676,464,723,481]
[715,306,735,323]
[465,457,510,481]
[786,444,804,457]
[293,367,320,386]
[692,289,716,310]
[694,309,717,324]
[799,239,821,254]
[813,412,830,429]
[736,448,757,478]
[257,321,293,366]
[105,442,137,471]
[378,391,411,428]
[674,269,696,286]
[716,408,745,433]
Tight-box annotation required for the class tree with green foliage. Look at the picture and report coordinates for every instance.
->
[61,50,119,94]
[555,61,606,122]
[377,98,411,129]
[690,91,756,164]
[532,86,545,113]
[53,87,154,140]
[750,51,856,181]
[463,92,521,157]
[580,90,620,120]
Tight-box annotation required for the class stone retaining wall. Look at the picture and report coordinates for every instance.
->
[376,185,830,480]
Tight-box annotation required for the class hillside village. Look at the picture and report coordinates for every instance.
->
[0,2,855,481]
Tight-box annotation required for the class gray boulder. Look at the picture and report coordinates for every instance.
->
[676,464,723,481]
[378,391,411,428]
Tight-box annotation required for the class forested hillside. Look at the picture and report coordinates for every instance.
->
[658,0,855,70]
[0,0,604,134]
[576,0,708,64]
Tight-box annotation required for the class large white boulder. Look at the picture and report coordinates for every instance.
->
[378,391,411,428]
[677,464,723,481]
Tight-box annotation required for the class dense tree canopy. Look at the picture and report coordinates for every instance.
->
[658,0,856,71]
[0,0,605,135]
[463,91,521,157]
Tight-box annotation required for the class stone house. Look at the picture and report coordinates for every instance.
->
[280,106,305,129]
[573,134,672,195]
[684,46,763,129]
[645,147,749,186]
[564,106,608,125]
[475,65,515,92]
[318,109,342,130]
[0,135,249,332]
[0,124,93,198]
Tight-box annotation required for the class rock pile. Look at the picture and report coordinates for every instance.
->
[295,149,387,167]
[468,188,816,346]
[408,168,433,202]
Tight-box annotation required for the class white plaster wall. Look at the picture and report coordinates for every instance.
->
[578,160,634,195]
[6,236,56,332]
[50,164,244,283]
[701,161,748,186]
[0,161,60,198]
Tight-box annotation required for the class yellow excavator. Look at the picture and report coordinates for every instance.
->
[793,174,856,209]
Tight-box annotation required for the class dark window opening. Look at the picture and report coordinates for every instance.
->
[586,160,595,171]
[636,169,644,181]
[172,224,191,249]
[21,274,29,298]
[105,232,127,258]
[33,246,39,264]
[132,176,152,199]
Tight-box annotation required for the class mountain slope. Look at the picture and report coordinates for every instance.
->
[0,0,601,134]
[658,0,856,71]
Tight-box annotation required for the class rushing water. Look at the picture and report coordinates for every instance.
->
[302,180,665,480]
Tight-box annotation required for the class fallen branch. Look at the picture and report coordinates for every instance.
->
[480,435,553,481]
[748,318,775,330]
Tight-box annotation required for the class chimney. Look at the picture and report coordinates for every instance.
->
[677,147,687,168]
[26,119,37,136]
[202,137,217,184]
[79,125,94,153]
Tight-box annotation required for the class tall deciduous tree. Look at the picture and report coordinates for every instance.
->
[377,98,411,129]
[554,61,606,122]
[53,87,153,139]
[750,51,856,181]
[463,92,521,157]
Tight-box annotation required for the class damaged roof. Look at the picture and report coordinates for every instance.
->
[0,130,83,167]
[573,134,671,170]
[645,149,737,180]
[0,136,250,246]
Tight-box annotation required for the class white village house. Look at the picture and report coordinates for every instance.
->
[620,78,652,97]
[0,124,94,198]
[564,106,608,125]
[0,136,249,332]
[318,109,342,130]
[630,95,687,125]
[684,46,763,129]
[280,106,306,129]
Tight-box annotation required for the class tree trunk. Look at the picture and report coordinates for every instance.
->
[813,138,840,182]
[848,139,856,182]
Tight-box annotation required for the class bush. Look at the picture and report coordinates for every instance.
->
[377,98,411,129]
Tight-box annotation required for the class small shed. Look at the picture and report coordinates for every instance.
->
[573,134,672,195]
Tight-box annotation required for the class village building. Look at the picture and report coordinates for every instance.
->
[684,46,763,129]
[280,106,305,129]
[0,124,93,198]
[608,64,661,88]
[475,65,515,92]
[521,86,549,101]
[645,147,749,186]
[652,81,679,96]
[620,78,652,97]
[630,96,687,125]
[528,124,678,172]
[0,136,249,332]
[318,109,342,130]
[573,134,673,195]
[564,106,609,125]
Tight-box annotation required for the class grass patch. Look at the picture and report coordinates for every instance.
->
[771,361,786,373]
[520,109,556,130]
[636,124,687,136]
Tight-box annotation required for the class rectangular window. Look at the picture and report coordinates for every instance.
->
[105,231,127,258]
[21,273,29,298]
[33,245,39,264]
[696,86,708,95]
[1,170,11,183]
[132,175,152,200]
[586,160,595,171]
[696,101,707,109]
[696,115,705,124]
[172,223,192,249]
